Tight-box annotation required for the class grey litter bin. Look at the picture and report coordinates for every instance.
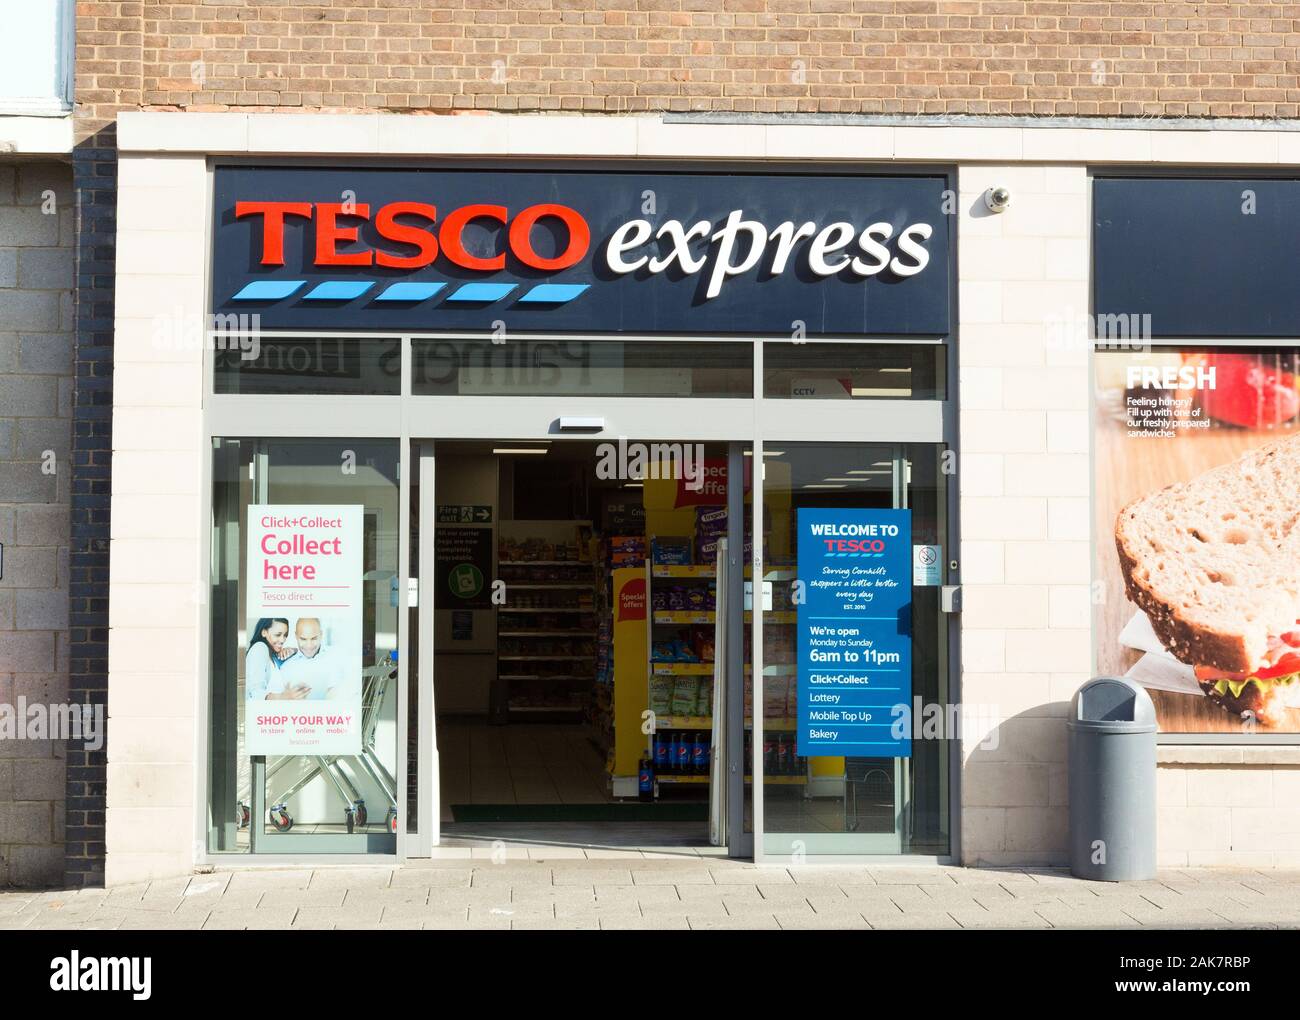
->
[1067,676,1157,881]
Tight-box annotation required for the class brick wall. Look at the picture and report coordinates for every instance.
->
[68,1,1300,121]
[68,1,140,887]
[0,162,75,888]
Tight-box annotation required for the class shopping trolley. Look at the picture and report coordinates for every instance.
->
[237,651,400,835]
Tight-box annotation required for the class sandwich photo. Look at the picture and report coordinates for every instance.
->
[1115,432,1300,726]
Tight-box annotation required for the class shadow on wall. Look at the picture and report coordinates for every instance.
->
[961,704,1071,868]
[0,159,76,890]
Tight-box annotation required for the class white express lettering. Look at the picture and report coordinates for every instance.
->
[605,219,654,272]
[891,222,932,276]
[706,209,768,299]
[603,213,935,298]
[649,219,711,273]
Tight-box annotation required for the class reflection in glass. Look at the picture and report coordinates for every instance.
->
[763,342,944,400]
[214,337,401,395]
[412,339,752,397]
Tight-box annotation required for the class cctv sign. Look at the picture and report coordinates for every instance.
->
[212,167,951,336]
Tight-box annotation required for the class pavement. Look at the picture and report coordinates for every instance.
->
[4,854,1300,929]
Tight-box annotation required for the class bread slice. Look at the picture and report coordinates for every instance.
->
[1115,432,1300,674]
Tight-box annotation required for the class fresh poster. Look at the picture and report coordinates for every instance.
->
[1095,348,1300,734]
[796,508,913,758]
[245,505,363,755]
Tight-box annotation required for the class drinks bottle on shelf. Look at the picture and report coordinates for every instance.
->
[638,756,655,802]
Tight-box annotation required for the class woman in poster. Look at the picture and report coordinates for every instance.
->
[245,617,309,701]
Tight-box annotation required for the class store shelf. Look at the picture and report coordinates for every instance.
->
[745,718,798,730]
[499,608,590,614]
[655,715,712,729]
[499,630,592,637]
[656,774,710,785]
[744,775,808,785]
[507,584,593,590]
[651,661,713,675]
[500,560,592,567]
[498,674,593,681]
[652,564,716,579]
[744,611,795,623]
[653,611,715,624]
[499,655,595,662]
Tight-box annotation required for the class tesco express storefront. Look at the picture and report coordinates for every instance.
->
[104,111,1300,884]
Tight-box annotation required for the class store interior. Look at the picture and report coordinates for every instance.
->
[432,440,736,846]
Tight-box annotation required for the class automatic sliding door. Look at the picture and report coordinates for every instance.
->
[756,441,950,858]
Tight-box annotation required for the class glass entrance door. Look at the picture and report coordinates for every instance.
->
[754,441,951,858]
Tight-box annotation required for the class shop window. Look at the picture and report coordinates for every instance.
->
[0,2,72,113]
[214,336,401,395]
[410,338,752,398]
[763,342,945,400]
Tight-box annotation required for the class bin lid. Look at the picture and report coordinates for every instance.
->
[1068,676,1157,731]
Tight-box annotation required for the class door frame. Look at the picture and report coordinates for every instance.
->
[410,432,755,857]
[748,352,959,865]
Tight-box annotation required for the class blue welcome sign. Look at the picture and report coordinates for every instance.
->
[795,508,913,758]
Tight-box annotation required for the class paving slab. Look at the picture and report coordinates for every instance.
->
[600,915,690,930]
[639,896,727,917]
[688,914,782,929]
[864,911,963,930]
[630,868,719,886]
[551,868,632,887]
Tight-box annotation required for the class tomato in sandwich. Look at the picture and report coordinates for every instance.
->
[1195,655,1300,683]
[1193,632,1300,726]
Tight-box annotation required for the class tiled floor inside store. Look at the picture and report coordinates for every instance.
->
[438,720,614,812]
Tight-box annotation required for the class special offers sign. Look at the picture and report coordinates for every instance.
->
[211,167,952,336]
[245,505,363,756]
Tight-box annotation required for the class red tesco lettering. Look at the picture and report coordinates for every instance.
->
[235,200,590,272]
[822,538,886,553]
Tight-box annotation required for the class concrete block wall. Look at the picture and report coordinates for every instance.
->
[1158,752,1300,867]
[104,154,206,886]
[956,163,1092,866]
[0,161,75,887]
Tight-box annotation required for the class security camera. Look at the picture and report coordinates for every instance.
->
[983,186,1012,213]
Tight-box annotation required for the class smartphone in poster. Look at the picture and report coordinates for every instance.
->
[245,504,363,755]
[796,508,912,758]
[1094,347,1300,735]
